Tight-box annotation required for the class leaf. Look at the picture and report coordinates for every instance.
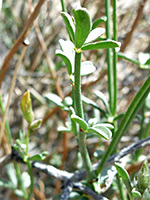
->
[137,160,150,193]
[0,179,14,189]
[94,123,114,130]
[73,7,91,48]
[71,114,88,131]
[85,28,105,44]
[6,164,18,187]
[56,50,72,75]
[81,40,121,51]
[44,93,64,108]
[61,12,75,42]
[92,16,107,29]
[132,188,141,198]
[145,92,150,109]
[30,151,48,161]
[87,126,112,140]
[21,172,31,188]
[81,95,106,115]
[81,61,96,76]
[59,39,75,65]
[57,126,72,132]
[115,163,132,197]
[94,90,110,113]
[63,96,73,106]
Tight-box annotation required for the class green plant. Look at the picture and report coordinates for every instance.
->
[47,6,120,180]
[115,160,150,200]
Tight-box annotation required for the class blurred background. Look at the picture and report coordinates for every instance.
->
[0,0,150,199]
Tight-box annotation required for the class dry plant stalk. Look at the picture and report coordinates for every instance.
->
[0,43,28,146]
[0,0,46,87]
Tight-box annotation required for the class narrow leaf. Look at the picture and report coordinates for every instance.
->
[44,93,64,108]
[94,123,114,130]
[81,61,96,76]
[85,28,105,44]
[56,50,72,75]
[81,95,106,115]
[94,90,110,113]
[81,40,121,51]
[57,126,71,132]
[30,151,48,161]
[71,114,88,131]
[73,7,91,48]
[115,163,132,197]
[87,126,112,140]
[0,179,14,189]
[61,12,75,42]
[92,16,107,29]
[132,188,141,198]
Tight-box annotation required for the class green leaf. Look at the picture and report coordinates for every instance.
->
[63,96,73,106]
[132,188,141,198]
[137,160,150,193]
[81,40,121,51]
[92,16,107,29]
[61,12,75,42]
[73,7,91,48]
[30,151,48,161]
[145,92,150,109]
[57,126,71,132]
[21,172,31,188]
[87,125,112,140]
[71,114,88,131]
[44,93,64,108]
[29,119,42,130]
[94,90,110,114]
[81,95,106,115]
[81,61,96,76]
[59,39,75,66]
[56,50,72,75]
[115,163,132,198]
[85,28,105,44]
[20,90,34,123]
[6,164,17,187]
[0,179,14,189]
[95,123,114,129]
[14,189,24,197]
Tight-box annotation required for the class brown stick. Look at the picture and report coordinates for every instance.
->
[120,0,147,52]
[0,0,46,87]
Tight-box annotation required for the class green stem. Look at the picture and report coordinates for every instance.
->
[118,53,141,66]
[25,129,30,155]
[60,0,67,12]
[112,0,117,116]
[135,103,146,160]
[116,174,127,200]
[96,74,150,175]
[27,160,34,200]
[74,51,95,180]
[14,162,28,199]
[105,0,114,116]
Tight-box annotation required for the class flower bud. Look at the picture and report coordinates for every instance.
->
[29,119,42,130]
[137,160,150,194]
[20,90,34,124]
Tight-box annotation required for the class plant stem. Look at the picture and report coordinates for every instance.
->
[96,74,150,175]
[14,162,28,199]
[60,0,67,12]
[112,0,117,116]
[116,174,127,200]
[27,160,34,200]
[74,51,95,180]
[105,0,114,116]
